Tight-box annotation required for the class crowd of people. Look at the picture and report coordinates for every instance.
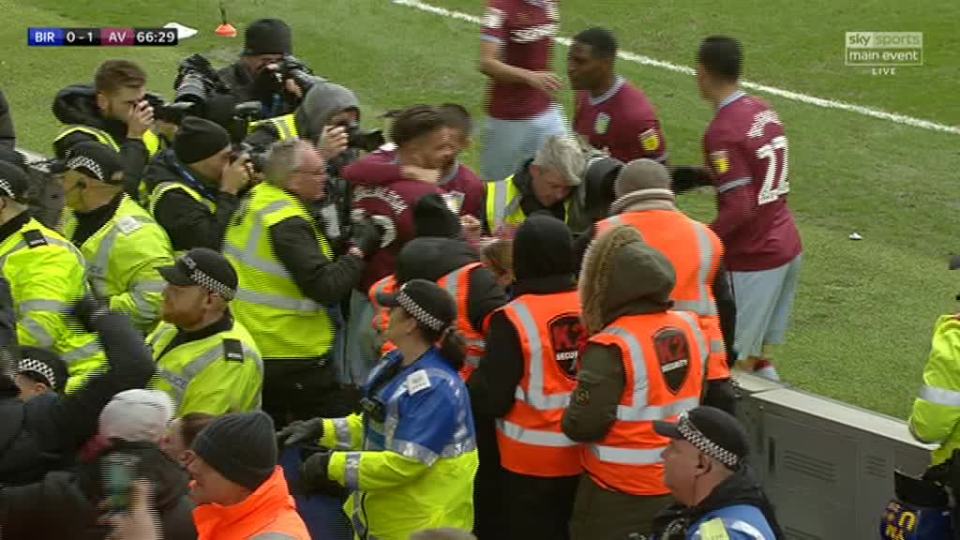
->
[0,2,809,538]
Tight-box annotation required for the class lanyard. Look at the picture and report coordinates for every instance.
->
[171,159,219,202]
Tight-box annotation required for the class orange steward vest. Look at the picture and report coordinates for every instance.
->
[496,290,585,477]
[582,311,707,496]
[597,210,728,381]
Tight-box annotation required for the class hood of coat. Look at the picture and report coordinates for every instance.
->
[579,225,676,335]
[79,442,191,512]
[396,237,480,284]
[294,82,360,140]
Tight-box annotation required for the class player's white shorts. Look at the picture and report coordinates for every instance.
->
[729,254,802,360]
[481,104,567,182]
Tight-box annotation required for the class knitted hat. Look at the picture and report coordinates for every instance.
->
[513,212,574,281]
[609,158,675,214]
[242,19,292,56]
[99,389,175,443]
[173,117,231,164]
[414,194,462,238]
[191,411,278,491]
[17,346,68,394]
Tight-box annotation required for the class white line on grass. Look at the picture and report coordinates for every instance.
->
[392,0,960,136]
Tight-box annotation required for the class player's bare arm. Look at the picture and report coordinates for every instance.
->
[479,41,560,94]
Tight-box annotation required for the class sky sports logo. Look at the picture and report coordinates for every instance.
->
[845,32,923,67]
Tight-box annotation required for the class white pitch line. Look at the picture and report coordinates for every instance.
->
[392,0,960,136]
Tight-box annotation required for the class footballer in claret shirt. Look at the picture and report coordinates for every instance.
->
[696,36,802,382]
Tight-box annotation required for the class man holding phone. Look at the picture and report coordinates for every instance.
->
[53,60,161,201]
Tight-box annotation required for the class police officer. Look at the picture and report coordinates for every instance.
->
[149,248,263,415]
[563,225,708,539]
[143,117,250,253]
[217,19,315,119]
[0,161,104,392]
[223,139,380,424]
[280,279,478,539]
[60,142,174,332]
[653,407,783,539]
[52,60,159,200]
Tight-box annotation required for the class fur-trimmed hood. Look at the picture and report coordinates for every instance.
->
[579,225,676,335]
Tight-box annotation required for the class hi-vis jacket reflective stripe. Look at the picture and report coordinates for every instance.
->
[496,290,583,477]
[583,311,707,496]
[224,182,335,359]
[248,114,300,140]
[485,174,572,236]
[597,211,728,382]
[910,315,960,465]
[148,320,264,415]
[54,125,161,157]
[148,181,217,221]
[0,218,105,393]
[63,194,173,332]
[368,263,488,381]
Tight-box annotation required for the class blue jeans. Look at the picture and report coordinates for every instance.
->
[481,105,567,182]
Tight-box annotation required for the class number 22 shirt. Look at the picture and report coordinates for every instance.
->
[703,91,802,271]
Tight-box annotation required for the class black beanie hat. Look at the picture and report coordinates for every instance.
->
[243,19,292,57]
[191,411,277,491]
[414,194,462,238]
[174,117,231,165]
[513,212,575,281]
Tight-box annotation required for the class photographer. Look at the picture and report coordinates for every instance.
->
[217,19,316,119]
[142,117,250,253]
[53,60,161,200]
[246,81,369,251]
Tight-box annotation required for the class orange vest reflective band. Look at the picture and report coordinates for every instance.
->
[368,263,487,380]
[496,290,584,477]
[582,311,707,496]
[597,211,729,381]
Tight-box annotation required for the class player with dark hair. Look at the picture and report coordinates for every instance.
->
[696,35,802,381]
[52,60,160,200]
[570,27,667,163]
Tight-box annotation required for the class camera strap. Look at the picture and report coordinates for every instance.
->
[172,159,220,203]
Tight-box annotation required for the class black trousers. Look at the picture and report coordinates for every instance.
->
[501,470,580,540]
[262,358,360,427]
[473,413,507,539]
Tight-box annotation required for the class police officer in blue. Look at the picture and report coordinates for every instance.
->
[280,279,479,537]
[653,407,784,540]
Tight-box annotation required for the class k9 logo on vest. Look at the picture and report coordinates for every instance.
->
[653,327,691,393]
[549,314,586,379]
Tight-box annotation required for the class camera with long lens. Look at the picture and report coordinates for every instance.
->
[173,54,230,109]
[344,123,385,152]
[263,55,318,96]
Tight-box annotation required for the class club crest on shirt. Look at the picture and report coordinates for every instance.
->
[594,113,611,135]
[709,150,730,175]
[639,128,660,152]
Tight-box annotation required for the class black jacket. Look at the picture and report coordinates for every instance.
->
[481,160,566,234]
[653,465,785,540]
[0,90,14,149]
[217,62,299,119]
[396,237,508,334]
[142,149,240,252]
[0,441,196,540]
[0,311,156,486]
[51,85,150,199]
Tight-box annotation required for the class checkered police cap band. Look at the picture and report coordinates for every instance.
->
[676,412,740,469]
[0,177,15,199]
[65,154,107,182]
[396,286,446,332]
[19,357,57,389]
[182,255,235,301]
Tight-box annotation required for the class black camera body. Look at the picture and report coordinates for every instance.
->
[143,93,196,125]
[345,124,385,153]
[272,55,316,95]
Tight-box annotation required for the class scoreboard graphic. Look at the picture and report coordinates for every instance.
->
[28,28,178,47]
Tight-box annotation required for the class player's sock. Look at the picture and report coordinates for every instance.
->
[752,358,781,381]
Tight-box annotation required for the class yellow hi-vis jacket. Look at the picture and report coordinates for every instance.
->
[484,174,572,236]
[247,114,299,140]
[910,314,960,464]
[223,182,335,359]
[148,319,264,415]
[0,217,105,392]
[63,194,173,332]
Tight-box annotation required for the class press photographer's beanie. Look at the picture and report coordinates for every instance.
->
[191,411,277,491]
[174,117,231,165]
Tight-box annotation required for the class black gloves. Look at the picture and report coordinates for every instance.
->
[350,217,382,258]
[670,166,713,194]
[70,295,108,333]
[276,417,324,447]
[300,449,344,496]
